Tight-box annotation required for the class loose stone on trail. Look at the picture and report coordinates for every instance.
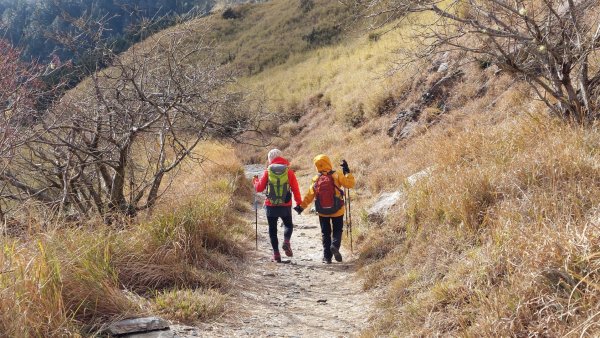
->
[122,330,175,338]
[107,317,169,335]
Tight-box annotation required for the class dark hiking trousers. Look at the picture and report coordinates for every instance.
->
[266,206,293,253]
[319,215,344,260]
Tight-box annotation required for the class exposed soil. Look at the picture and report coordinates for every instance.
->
[191,201,375,337]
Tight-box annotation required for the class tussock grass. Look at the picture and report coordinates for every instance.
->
[239,23,416,125]
[358,113,600,336]
[0,229,140,336]
[0,142,250,335]
[154,288,228,323]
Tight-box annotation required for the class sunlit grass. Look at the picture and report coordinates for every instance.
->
[153,289,228,323]
[358,112,600,336]
[239,22,417,122]
[0,142,249,335]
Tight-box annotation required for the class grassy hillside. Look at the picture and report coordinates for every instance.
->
[2,0,599,336]
[204,0,356,76]
[0,143,250,335]
[196,1,600,336]
[356,113,600,336]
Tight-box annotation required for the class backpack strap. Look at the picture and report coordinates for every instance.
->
[332,171,345,196]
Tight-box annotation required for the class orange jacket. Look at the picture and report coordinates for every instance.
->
[300,154,355,217]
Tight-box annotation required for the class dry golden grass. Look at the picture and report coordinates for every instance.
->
[0,142,250,335]
[194,2,600,335]
[238,22,417,125]
[154,288,228,324]
[4,0,600,335]
[248,23,600,332]
[355,111,600,336]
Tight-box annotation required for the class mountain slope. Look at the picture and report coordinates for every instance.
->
[101,1,600,335]
[207,2,600,336]
[2,0,599,336]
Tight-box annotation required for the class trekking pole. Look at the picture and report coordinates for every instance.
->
[347,188,353,253]
[254,192,258,250]
[255,198,259,250]
[344,189,349,242]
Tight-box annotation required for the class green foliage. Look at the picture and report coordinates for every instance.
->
[0,0,213,62]
[0,0,215,96]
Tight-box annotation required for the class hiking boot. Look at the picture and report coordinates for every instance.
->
[282,241,293,257]
[330,245,342,262]
[322,257,332,264]
[272,252,282,263]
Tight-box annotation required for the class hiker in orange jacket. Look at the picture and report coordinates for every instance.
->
[253,149,302,263]
[294,154,355,263]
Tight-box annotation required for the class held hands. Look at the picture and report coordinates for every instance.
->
[340,159,350,175]
[293,205,304,215]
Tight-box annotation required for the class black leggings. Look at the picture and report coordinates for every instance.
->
[319,215,344,260]
[267,215,293,253]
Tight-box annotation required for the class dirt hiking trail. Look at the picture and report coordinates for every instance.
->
[194,204,375,337]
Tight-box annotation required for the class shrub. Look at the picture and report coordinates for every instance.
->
[345,102,365,127]
[375,94,397,116]
[279,121,302,138]
[222,7,242,20]
[368,32,381,42]
[299,0,315,13]
[302,25,342,47]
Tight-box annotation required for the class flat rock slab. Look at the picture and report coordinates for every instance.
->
[367,167,433,222]
[406,166,433,186]
[367,191,403,222]
[107,317,169,335]
[123,329,175,338]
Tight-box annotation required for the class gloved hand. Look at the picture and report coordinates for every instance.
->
[293,205,304,215]
[340,159,350,175]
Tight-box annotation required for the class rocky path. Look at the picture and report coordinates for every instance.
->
[120,212,375,337]
[123,166,375,338]
[123,213,374,338]
[192,207,373,337]
[181,164,375,337]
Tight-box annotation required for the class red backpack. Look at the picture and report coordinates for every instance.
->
[314,171,344,215]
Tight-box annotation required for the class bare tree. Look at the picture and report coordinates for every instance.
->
[346,0,600,122]
[0,40,69,219]
[0,24,263,221]
[0,40,57,159]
